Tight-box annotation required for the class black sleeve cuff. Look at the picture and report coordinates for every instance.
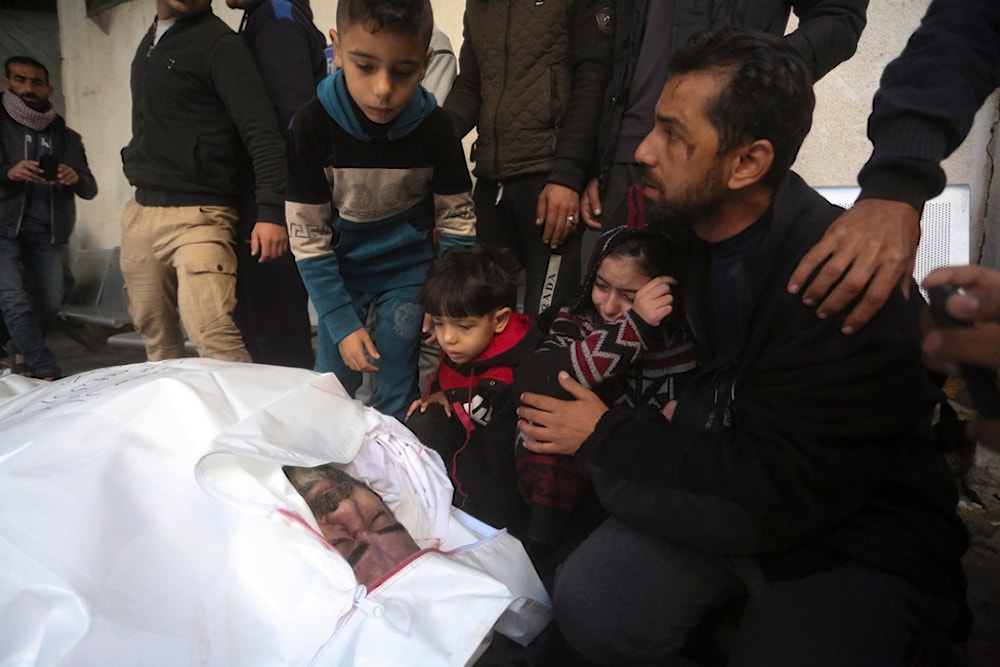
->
[857,157,946,210]
[255,202,284,224]
[547,158,587,194]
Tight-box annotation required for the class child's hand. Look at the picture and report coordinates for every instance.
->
[406,392,451,419]
[422,312,438,346]
[632,276,676,326]
[338,328,380,372]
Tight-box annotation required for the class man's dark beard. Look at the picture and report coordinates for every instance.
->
[646,189,726,235]
[18,93,50,112]
[642,163,727,235]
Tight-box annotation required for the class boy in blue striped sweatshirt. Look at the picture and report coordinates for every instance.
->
[286,0,475,420]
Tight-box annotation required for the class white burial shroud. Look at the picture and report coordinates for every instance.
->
[0,359,550,666]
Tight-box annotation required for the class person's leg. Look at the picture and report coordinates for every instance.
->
[355,304,377,404]
[503,175,582,316]
[234,229,314,369]
[19,233,65,329]
[19,234,64,377]
[0,314,9,359]
[553,517,744,665]
[473,176,582,314]
[474,178,530,312]
[0,236,59,376]
[729,562,963,667]
[120,199,187,360]
[473,178,520,258]
[369,283,423,421]
[164,205,250,362]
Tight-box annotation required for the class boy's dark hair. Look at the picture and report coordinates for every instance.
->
[4,56,49,84]
[336,0,434,47]
[420,244,519,318]
[668,28,815,189]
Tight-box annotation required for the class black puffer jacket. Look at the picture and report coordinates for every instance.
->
[444,0,614,192]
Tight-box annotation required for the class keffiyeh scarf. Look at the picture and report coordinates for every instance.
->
[2,90,56,131]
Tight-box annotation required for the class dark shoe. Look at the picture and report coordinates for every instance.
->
[8,362,61,381]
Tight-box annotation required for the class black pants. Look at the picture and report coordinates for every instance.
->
[234,233,314,369]
[554,518,962,666]
[473,175,582,316]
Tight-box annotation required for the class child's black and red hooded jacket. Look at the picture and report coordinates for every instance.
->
[406,312,540,534]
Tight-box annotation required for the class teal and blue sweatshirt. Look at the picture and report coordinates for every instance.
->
[285,72,476,357]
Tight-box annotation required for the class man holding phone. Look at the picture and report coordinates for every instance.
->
[0,55,97,379]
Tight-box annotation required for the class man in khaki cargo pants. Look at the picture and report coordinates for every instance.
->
[120,0,287,362]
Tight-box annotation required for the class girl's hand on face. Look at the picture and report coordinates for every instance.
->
[632,276,676,326]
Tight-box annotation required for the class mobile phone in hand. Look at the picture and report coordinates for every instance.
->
[927,284,1000,418]
[38,154,59,182]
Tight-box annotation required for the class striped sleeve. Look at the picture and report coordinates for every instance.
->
[430,110,476,250]
[285,101,363,343]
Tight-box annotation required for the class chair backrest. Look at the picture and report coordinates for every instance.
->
[67,248,114,309]
[97,246,128,315]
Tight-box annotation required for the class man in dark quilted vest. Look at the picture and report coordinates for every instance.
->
[443,1,614,317]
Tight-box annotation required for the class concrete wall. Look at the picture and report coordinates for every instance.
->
[55,0,998,263]
[791,2,1000,264]
[1,9,63,112]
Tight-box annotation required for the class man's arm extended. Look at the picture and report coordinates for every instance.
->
[788,0,1000,334]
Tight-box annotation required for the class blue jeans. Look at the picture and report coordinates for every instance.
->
[316,283,423,421]
[0,233,63,376]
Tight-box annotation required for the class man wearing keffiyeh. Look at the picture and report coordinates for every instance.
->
[0,56,97,379]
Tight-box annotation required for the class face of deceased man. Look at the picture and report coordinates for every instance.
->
[285,464,420,588]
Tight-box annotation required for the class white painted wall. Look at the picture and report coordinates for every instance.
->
[55,0,998,263]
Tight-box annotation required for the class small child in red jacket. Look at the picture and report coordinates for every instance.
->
[406,244,540,533]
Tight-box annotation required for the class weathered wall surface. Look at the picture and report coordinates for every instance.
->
[792,1,999,264]
[55,0,997,264]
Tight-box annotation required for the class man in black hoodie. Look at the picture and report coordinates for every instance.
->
[120,0,286,363]
[226,0,327,369]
